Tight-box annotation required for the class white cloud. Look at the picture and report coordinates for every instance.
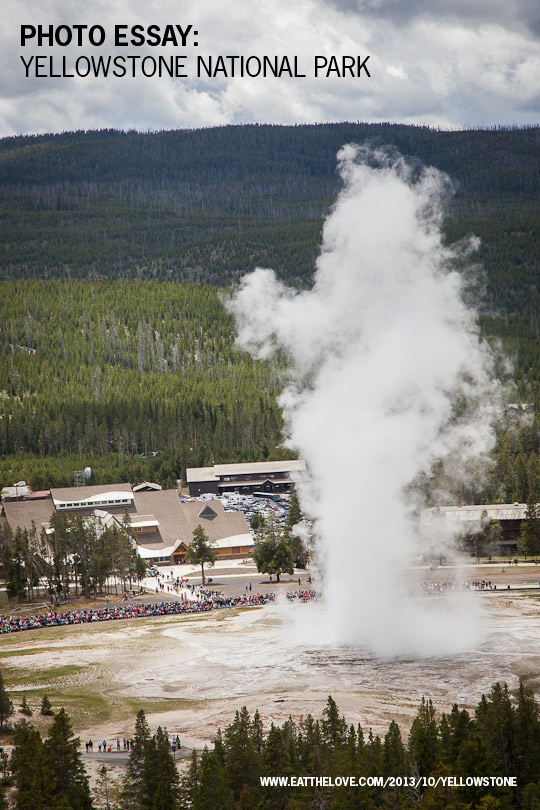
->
[1,0,539,135]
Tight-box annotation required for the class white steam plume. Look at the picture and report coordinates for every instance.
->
[227,145,502,656]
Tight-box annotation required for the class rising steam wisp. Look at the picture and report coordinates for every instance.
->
[228,145,502,657]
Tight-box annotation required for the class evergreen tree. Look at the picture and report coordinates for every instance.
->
[250,513,266,534]
[475,683,517,778]
[222,707,261,801]
[44,707,93,810]
[455,729,490,805]
[260,726,291,810]
[470,516,503,558]
[515,682,540,786]
[11,719,54,810]
[140,727,179,810]
[408,697,439,777]
[321,696,348,749]
[179,750,200,810]
[252,709,264,756]
[3,532,27,601]
[0,672,13,730]
[185,525,217,585]
[521,781,540,810]
[19,695,32,716]
[40,694,54,715]
[93,765,120,810]
[286,490,302,530]
[192,748,231,810]
[298,714,323,773]
[285,490,307,567]
[443,704,471,770]
[252,529,294,582]
[119,709,150,810]
[383,719,406,777]
[519,501,540,555]
[363,730,384,779]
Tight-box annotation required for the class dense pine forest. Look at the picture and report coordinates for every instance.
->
[2,123,540,497]
[178,686,540,810]
[4,686,540,809]
[2,124,540,304]
[0,281,287,489]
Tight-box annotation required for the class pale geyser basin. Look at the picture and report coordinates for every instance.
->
[104,594,540,744]
[4,593,539,749]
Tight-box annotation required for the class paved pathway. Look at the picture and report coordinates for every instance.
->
[81,745,192,765]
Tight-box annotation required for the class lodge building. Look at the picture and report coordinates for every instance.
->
[419,503,527,552]
[186,459,306,497]
[0,483,253,565]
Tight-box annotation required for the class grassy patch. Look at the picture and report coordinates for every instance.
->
[121,697,204,714]
[0,626,79,645]
[0,647,53,657]
[210,606,263,621]
[214,609,240,621]
[0,690,206,740]
[0,689,112,739]
[3,664,87,686]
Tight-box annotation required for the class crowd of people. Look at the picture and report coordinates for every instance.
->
[466,579,496,590]
[84,733,182,754]
[421,581,466,593]
[286,589,317,601]
[421,579,498,592]
[0,592,276,634]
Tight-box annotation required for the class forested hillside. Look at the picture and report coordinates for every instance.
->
[2,124,540,499]
[0,281,287,489]
[2,124,540,310]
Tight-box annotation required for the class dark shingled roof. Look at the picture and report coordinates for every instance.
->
[2,486,252,559]
[181,499,250,540]
[132,490,191,548]
[1,499,55,536]
[51,482,133,501]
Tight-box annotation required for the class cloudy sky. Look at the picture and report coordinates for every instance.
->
[2,0,540,136]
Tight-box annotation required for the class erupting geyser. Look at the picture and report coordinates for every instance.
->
[228,145,502,657]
